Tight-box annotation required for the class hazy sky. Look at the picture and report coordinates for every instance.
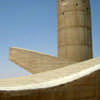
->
[0,0,100,79]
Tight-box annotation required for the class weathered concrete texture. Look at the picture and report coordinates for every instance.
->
[57,0,93,62]
[9,47,76,74]
[0,72,100,100]
[0,0,99,99]
[0,57,100,100]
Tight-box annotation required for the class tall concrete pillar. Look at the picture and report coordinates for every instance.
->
[57,0,93,62]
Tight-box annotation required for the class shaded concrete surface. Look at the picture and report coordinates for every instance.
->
[57,0,93,62]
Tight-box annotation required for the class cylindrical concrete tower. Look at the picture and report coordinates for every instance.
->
[57,0,93,62]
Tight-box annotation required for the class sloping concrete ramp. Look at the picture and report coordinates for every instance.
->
[0,57,100,100]
[9,47,75,73]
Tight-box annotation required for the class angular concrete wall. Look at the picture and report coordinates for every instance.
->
[57,0,93,62]
[9,47,75,74]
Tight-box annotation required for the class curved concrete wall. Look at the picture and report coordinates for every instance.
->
[57,0,93,62]
[0,70,100,100]
[0,57,100,100]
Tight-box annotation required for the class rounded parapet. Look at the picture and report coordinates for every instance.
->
[0,57,100,99]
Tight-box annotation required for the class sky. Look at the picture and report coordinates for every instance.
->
[0,0,100,79]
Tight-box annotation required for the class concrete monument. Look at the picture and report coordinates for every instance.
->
[0,0,100,100]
